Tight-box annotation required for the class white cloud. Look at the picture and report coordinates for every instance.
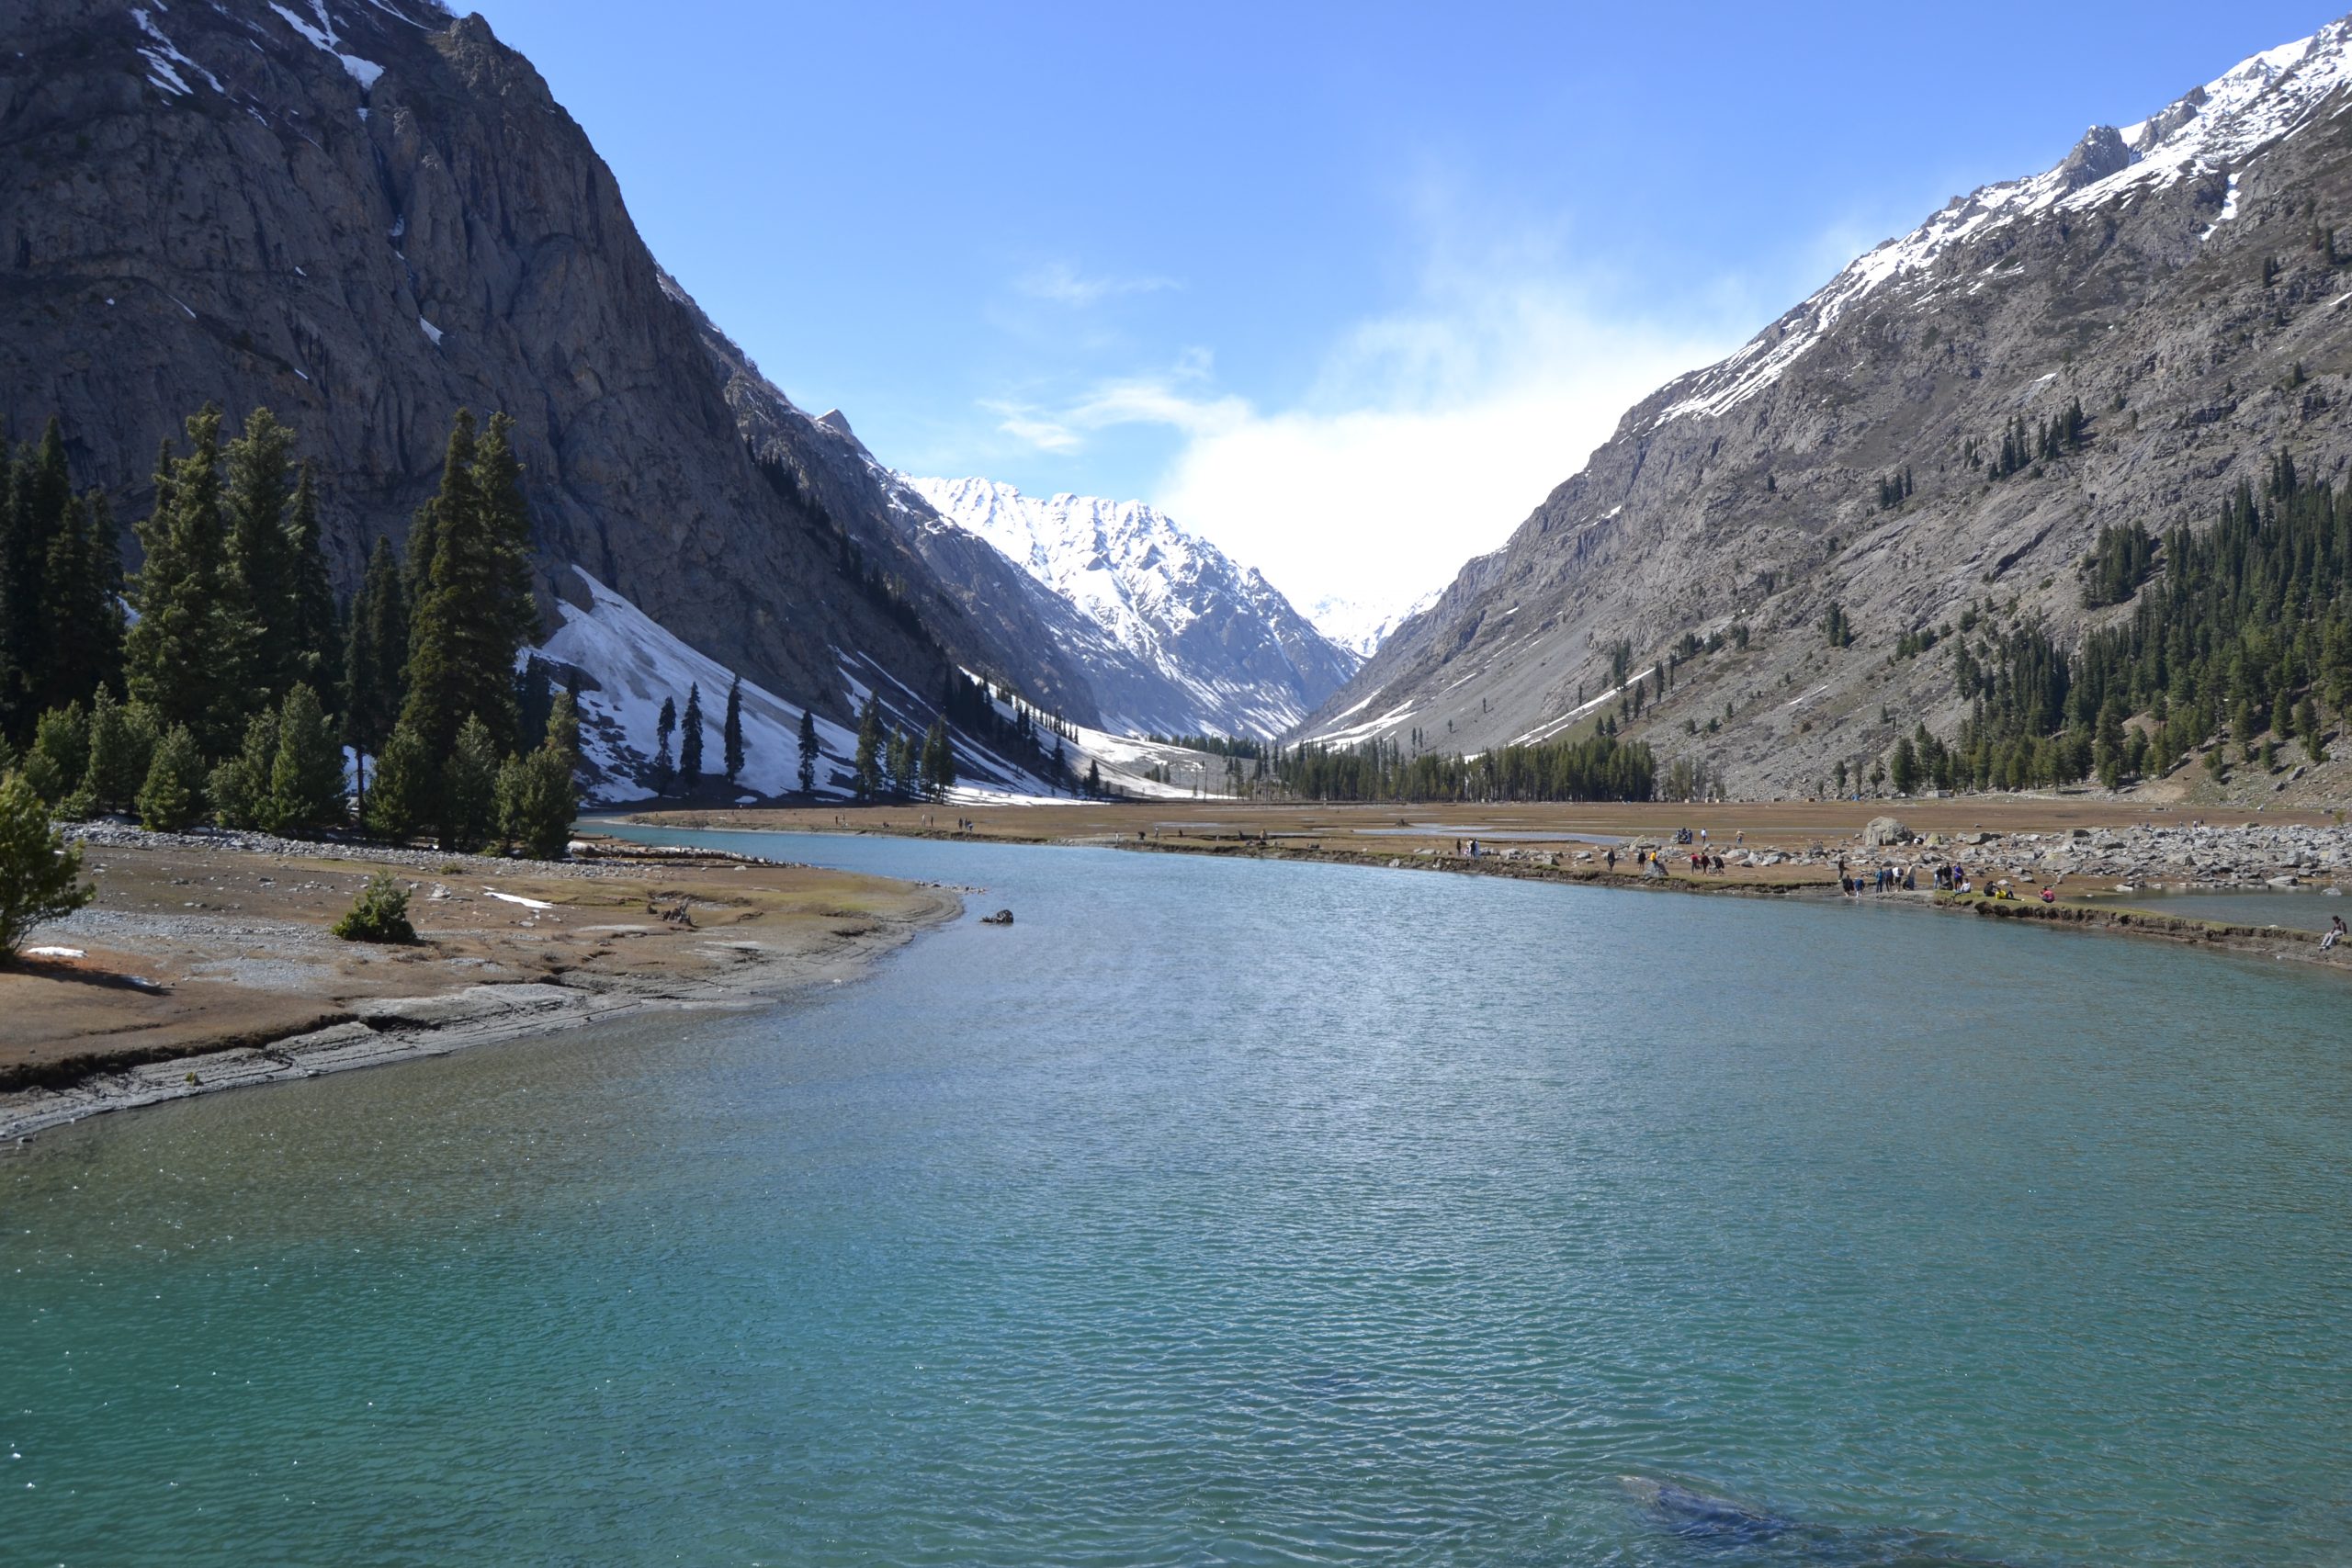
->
[1006,265,1741,613]
[1014,261,1181,308]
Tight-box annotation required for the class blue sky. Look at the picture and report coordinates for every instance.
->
[474,1,2335,615]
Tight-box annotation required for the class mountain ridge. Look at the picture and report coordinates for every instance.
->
[1299,12,2352,797]
[902,475,1358,737]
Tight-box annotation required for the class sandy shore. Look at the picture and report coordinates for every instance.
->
[0,826,963,1145]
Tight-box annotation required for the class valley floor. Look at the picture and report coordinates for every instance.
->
[0,825,960,1144]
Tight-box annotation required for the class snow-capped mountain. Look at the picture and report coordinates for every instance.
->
[1306,591,1442,660]
[900,477,1357,738]
[1657,19,2352,424]
[1304,13,2352,794]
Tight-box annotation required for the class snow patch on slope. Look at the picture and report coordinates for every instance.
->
[530,568,857,801]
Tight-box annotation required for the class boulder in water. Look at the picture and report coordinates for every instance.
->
[979,908,1015,926]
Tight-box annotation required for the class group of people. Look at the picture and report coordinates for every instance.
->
[1836,860,1918,896]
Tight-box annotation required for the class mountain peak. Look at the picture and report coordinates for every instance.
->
[901,475,1358,735]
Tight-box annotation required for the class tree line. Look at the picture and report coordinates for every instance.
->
[1271,729,1657,803]
[1910,455,2352,791]
[0,404,576,854]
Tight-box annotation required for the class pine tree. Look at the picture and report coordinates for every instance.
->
[0,770,93,961]
[125,408,259,757]
[653,695,676,794]
[208,707,279,830]
[797,706,819,795]
[679,682,704,790]
[723,676,744,785]
[443,715,502,852]
[1084,758,1102,796]
[470,412,539,651]
[31,702,89,801]
[2,420,74,735]
[853,693,881,800]
[341,536,408,801]
[921,719,952,801]
[284,463,339,695]
[365,720,434,843]
[266,683,346,836]
[85,686,157,814]
[136,723,209,832]
[38,490,125,716]
[226,406,300,704]
[396,409,540,843]
[1889,736,1920,795]
[498,694,581,860]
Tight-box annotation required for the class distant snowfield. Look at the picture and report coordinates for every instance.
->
[1306,589,1441,659]
[528,568,1242,806]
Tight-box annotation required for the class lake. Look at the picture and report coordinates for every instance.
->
[4,829,2348,1565]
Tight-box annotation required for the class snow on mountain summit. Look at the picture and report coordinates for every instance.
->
[1660,15,2352,423]
[901,476,1357,737]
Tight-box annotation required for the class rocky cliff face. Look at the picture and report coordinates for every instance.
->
[1302,17,2352,795]
[901,477,1358,737]
[0,0,1064,734]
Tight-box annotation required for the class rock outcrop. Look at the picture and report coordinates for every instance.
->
[0,0,1072,731]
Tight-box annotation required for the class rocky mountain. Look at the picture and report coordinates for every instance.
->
[0,0,1091,793]
[1300,17,2352,796]
[902,477,1358,737]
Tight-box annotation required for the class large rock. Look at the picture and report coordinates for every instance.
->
[1864,817,1913,847]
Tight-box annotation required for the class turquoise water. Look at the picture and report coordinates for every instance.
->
[6,829,2351,1565]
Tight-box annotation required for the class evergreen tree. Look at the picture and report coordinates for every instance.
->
[225,406,300,703]
[723,676,744,784]
[340,536,408,800]
[679,682,704,790]
[85,687,157,814]
[0,770,93,962]
[208,707,279,830]
[1889,736,1921,795]
[797,706,819,794]
[396,409,540,842]
[885,726,910,799]
[1084,758,1102,796]
[266,683,345,836]
[2299,695,2327,762]
[31,702,89,800]
[33,485,125,720]
[653,695,676,794]
[921,719,953,801]
[853,693,881,800]
[470,412,539,650]
[284,463,339,694]
[365,720,434,842]
[136,723,209,832]
[441,716,502,852]
[125,409,259,757]
[497,694,581,860]
[1,420,74,736]
[546,688,580,768]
